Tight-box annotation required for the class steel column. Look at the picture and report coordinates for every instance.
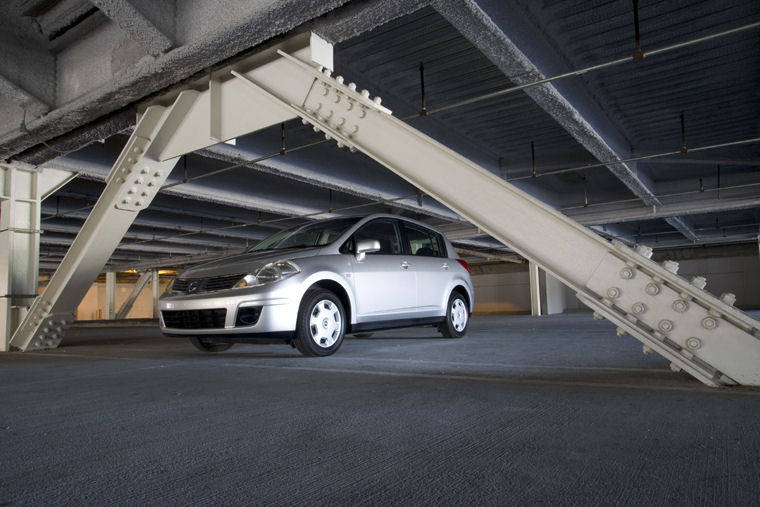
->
[529,262,542,317]
[1,165,73,350]
[105,272,116,320]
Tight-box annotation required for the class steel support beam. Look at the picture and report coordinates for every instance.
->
[105,271,116,320]
[115,270,152,319]
[529,262,542,316]
[230,47,760,386]
[1,164,73,350]
[151,270,159,318]
[9,33,332,351]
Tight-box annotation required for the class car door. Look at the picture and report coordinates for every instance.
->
[347,219,417,319]
[398,220,451,316]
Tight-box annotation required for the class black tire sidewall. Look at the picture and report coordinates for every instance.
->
[441,291,469,338]
[295,289,346,356]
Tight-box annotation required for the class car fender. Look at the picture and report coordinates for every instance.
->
[441,277,474,314]
[298,270,357,323]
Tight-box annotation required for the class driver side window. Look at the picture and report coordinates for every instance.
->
[349,220,402,255]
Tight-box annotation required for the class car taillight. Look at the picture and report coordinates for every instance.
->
[456,259,471,273]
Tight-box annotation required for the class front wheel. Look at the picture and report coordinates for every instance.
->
[189,337,233,352]
[294,289,346,357]
[439,291,469,338]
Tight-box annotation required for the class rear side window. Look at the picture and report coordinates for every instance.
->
[400,222,446,257]
[351,220,402,255]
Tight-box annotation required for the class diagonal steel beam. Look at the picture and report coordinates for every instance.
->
[115,270,152,319]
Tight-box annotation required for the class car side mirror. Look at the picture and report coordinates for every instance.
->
[355,239,381,262]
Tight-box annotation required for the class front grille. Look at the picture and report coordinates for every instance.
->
[162,309,227,329]
[204,273,246,291]
[171,273,245,294]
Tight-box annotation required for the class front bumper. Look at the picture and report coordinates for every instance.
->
[159,280,301,336]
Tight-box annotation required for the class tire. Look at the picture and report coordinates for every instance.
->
[189,337,233,352]
[294,289,346,357]
[439,291,469,338]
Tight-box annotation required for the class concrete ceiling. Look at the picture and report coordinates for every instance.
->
[1,0,758,273]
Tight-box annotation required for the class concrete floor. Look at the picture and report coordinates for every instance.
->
[1,313,759,505]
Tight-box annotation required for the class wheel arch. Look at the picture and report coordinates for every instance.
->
[450,284,473,313]
[306,279,353,331]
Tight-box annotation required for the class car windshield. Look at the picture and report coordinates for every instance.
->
[249,217,361,251]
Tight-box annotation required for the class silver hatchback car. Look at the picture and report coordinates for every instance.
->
[159,214,474,356]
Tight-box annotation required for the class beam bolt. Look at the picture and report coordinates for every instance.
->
[645,283,660,296]
[619,267,635,279]
[631,302,647,315]
[672,299,689,313]
[690,276,707,290]
[607,287,621,299]
[686,337,702,350]
[662,260,679,274]
[658,319,674,333]
[701,317,719,330]
[635,245,653,258]
[720,293,737,306]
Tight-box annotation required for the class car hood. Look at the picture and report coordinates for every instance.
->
[178,248,322,278]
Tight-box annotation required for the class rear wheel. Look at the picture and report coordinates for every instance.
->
[439,291,469,338]
[189,337,233,352]
[294,289,346,357]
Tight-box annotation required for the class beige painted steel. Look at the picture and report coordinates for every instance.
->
[115,270,153,320]
[10,104,181,351]
[9,33,333,351]
[230,49,760,386]
[1,165,74,350]
[529,262,542,317]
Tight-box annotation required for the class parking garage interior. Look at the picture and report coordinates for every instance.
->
[1,0,759,504]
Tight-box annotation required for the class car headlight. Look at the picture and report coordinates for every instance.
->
[233,260,301,289]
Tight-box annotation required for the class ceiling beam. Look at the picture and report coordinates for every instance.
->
[90,0,174,57]
[434,0,698,242]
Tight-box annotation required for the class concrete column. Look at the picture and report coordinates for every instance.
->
[105,271,116,320]
[152,270,160,318]
[529,261,542,316]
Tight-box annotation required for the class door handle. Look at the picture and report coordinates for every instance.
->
[400,261,410,270]
[442,263,449,270]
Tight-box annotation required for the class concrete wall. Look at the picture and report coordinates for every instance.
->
[471,263,531,315]
[676,255,760,310]
[470,250,760,315]
[75,279,170,320]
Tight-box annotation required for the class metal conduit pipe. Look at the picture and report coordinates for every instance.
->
[506,137,760,182]
[402,20,760,119]
[561,182,760,213]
